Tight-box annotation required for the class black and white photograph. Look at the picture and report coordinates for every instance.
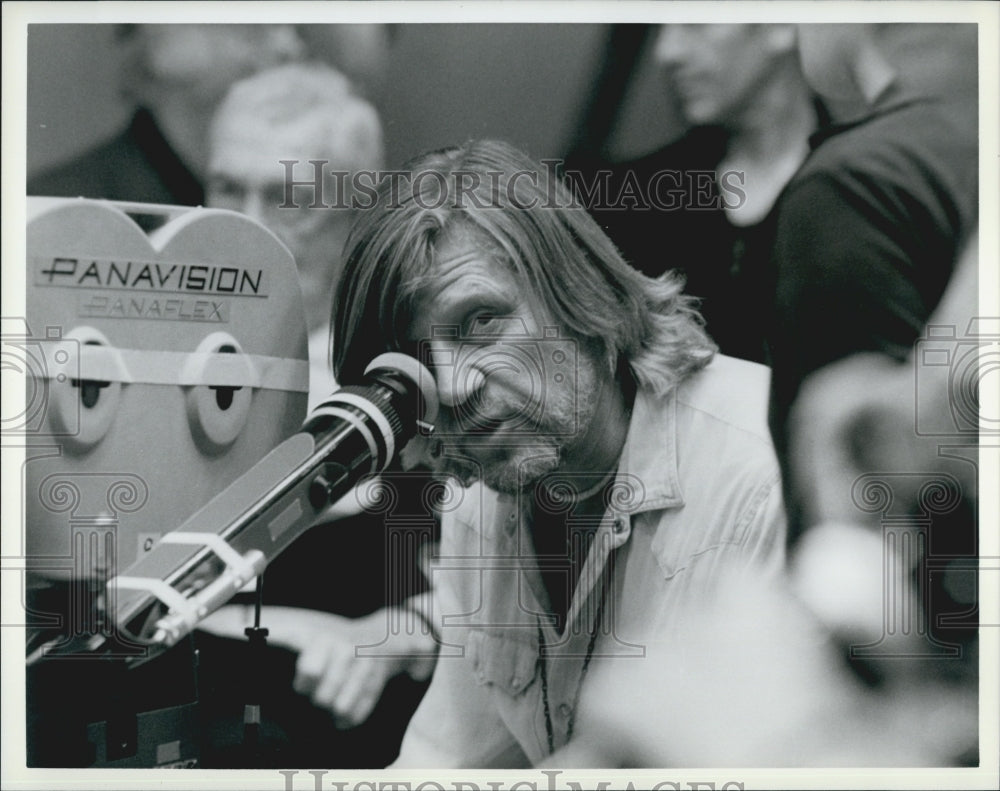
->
[2,2,998,790]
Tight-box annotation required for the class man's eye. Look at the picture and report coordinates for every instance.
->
[467,314,504,336]
[467,315,533,338]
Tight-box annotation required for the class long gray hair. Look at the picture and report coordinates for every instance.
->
[332,139,715,392]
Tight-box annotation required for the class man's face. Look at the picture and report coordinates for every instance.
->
[654,24,793,126]
[405,238,607,493]
[207,114,350,296]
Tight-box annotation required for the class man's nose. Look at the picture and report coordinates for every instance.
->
[432,345,486,409]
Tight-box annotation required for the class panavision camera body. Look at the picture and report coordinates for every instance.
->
[19,199,309,591]
[18,198,307,767]
[18,199,438,768]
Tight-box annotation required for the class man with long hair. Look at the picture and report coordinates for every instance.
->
[333,140,786,767]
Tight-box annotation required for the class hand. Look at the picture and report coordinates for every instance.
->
[198,604,437,728]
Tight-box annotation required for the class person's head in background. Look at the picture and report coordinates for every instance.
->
[795,23,980,123]
[654,24,809,132]
[654,24,816,225]
[116,24,307,179]
[795,24,898,123]
[207,62,385,343]
[115,24,392,184]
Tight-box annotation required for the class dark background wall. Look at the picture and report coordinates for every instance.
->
[25,23,978,177]
[25,23,687,176]
[27,25,133,176]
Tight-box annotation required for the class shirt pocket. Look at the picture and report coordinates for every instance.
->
[468,629,539,696]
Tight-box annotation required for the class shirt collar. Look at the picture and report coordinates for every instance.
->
[615,385,685,513]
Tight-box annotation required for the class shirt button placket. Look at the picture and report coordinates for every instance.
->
[612,514,629,543]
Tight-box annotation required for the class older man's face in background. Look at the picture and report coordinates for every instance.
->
[207,111,353,299]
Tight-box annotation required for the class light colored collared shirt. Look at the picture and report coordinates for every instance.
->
[394,354,786,767]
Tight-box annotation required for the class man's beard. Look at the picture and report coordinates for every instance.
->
[430,440,563,494]
[425,353,603,494]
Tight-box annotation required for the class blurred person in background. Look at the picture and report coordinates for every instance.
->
[768,26,979,758]
[768,23,978,546]
[205,61,385,405]
[27,23,392,212]
[196,62,438,768]
[27,24,305,207]
[569,23,819,363]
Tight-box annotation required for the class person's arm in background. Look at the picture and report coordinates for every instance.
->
[198,478,440,729]
[769,168,951,437]
[199,595,438,729]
